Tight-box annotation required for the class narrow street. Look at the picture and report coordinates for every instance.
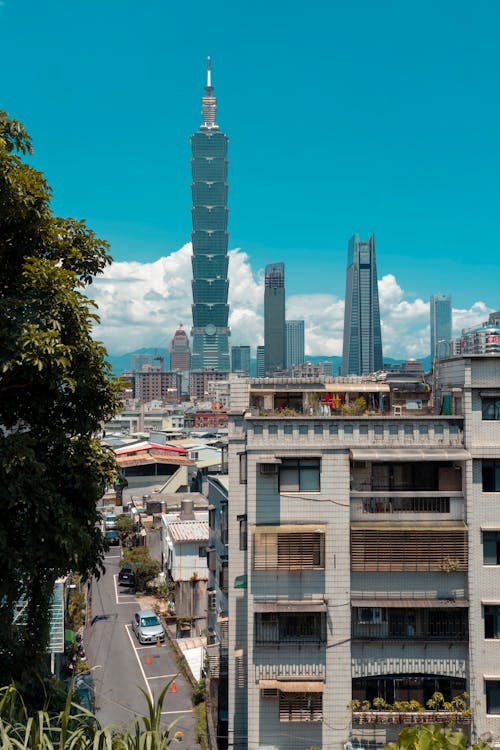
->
[85,545,199,749]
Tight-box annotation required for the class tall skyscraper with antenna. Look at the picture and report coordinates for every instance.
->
[190,58,231,371]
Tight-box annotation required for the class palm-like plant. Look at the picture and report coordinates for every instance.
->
[0,681,182,750]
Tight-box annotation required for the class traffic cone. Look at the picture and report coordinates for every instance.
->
[145,652,152,666]
[156,635,162,647]
[171,679,177,693]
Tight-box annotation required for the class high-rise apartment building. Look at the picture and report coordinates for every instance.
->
[264,262,286,374]
[231,345,251,375]
[170,324,191,372]
[218,360,499,749]
[341,234,383,375]
[133,369,181,403]
[190,59,230,371]
[430,293,452,361]
[256,346,265,378]
[285,320,304,372]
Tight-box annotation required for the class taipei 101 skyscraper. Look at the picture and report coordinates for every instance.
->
[190,58,230,372]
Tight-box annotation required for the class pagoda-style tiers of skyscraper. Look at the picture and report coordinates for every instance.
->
[190,58,231,371]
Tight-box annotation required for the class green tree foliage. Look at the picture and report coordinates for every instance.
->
[115,513,134,543]
[121,547,161,591]
[385,724,492,750]
[0,111,120,699]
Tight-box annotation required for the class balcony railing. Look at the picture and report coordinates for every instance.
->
[360,497,451,513]
[352,623,468,640]
[352,711,471,726]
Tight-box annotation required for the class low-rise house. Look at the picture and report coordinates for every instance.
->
[161,499,209,637]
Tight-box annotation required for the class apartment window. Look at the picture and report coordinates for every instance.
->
[284,424,293,435]
[208,506,216,529]
[299,424,308,436]
[329,424,338,435]
[208,590,217,613]
[207,548,217,571]
[238,514,247,551]
[221,504,228,545]
[389,424,398,435]
[255,612,326,644]
[486,682,500,714]
[419,424,429,435]
[482,397,500,421]
[254,425,263,436]
[198,545,207,558]
[483,460,500,492]
[279,692,323,722]
[314,424,323,436]
[279,458,320,492]
[483,532,500,565]
[484,606,500,638]
[435,425,444,435]
[254,526,325,570]
[219,560,228,593]
[268,424,278,435]
[239,453,247,484]
[344,424,353,435]
[359,424,368,436]
[404,425,414,435]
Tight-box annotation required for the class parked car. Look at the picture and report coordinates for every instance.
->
[104,514,116,529]
[118,564,136,587]
[131,609,165,645]
[104,529,120,546]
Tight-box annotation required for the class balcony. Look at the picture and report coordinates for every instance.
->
[351,607,468,641]
[351,710,471,726]
[351,522,468,573]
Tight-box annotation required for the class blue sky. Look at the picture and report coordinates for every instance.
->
[1,0,499,357]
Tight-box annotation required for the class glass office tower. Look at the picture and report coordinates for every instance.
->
[430,294,452,361]
[341,234,383,375]
[286,320,305,371]
[190,58,230,371]
[264,262,286,374]
[231,345,251,375]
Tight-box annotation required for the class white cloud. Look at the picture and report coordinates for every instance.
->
[88,245,494,361]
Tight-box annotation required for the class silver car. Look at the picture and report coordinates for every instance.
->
[131,610,165,645]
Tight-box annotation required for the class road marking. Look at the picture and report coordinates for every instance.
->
[147,673,178,680]
[161,710,193,715]
[113,574,119,604]
[124,625,153,701]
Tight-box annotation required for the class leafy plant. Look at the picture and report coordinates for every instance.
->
[121,547,161,592]
[192,678,206,706]
[426,691,445,710]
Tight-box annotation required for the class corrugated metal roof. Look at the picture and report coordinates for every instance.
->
[115,454,193,468]
[167,520,209,542]
[115,441,188,456]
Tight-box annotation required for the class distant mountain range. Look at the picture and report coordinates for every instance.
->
[106,348,432,376]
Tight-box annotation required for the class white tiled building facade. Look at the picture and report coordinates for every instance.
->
[223,361,500,750]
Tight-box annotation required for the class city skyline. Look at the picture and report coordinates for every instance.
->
[2,1,498,358]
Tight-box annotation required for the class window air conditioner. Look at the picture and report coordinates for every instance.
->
[260,463,278,475]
